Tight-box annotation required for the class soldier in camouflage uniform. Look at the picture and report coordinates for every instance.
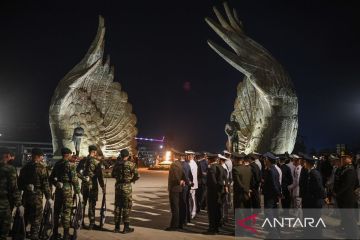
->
[18,148,52,240]
[0,147,23,240]
[77,145,105,229]
[49,147,81,240]
[112,149,139,234]
[76,154,87,227]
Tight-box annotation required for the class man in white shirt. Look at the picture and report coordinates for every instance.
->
[252,152,262,172]
[287,155,296,180]
[287,155,302,210]
[274,157,282,186]
[185,150,198,219]
[219,154,230,223]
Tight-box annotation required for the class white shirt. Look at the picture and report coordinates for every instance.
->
[287,161,295,179]
[224,158,233,173]
[255,159,262,171]
[189,159,198,189]
[222,163,230,180]
[288,165,302,197]
[274,164,282,185]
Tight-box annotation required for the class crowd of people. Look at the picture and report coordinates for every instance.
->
[0,146,139,240]
[1,145,360,239]
[166,149,360,238]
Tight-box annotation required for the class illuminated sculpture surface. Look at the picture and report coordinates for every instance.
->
[49,16,137,157]
[206,3,298,154]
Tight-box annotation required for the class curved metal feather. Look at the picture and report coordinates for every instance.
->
[206,3,298,154]
[49,16,137,157]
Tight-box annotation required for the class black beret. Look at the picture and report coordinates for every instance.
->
[120,149,130,158]
[31,148,44,156]
[88,145,97,152]
[61,147,72,155]
[207,153,218,159]
[232,152,246,159]
[303,154,316,164]
[0,147,11,156]
[263,152,278,160]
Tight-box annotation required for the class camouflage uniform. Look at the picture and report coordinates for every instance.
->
[0,161,21,240]
[49,158,80,235]
[76,157,87,221]
[112,158,139,229]
[18,161,51,239]
[77,156,104,226]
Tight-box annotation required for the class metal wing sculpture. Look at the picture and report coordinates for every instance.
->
[49,16,137,157]
[206,3,298,154]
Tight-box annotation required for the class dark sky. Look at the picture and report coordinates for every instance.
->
[0,0,359,152]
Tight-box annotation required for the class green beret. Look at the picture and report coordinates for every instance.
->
[31,148,44,156]
[88,145,97,152]
[61,147,72,155]
[120,149,130,158]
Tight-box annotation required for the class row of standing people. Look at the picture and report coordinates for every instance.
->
[0,146,139,240]
[167,149,359,238]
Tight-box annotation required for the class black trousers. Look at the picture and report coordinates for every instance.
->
[169,192,180,228]
[179,187,189,227]
[207,192,221,231]
[250,188,261,209]
[196,185,207,211]
[281,189,291,210]
[264,197,280,238]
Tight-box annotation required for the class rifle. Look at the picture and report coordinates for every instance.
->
[11,206,26,240]
[39,200,54,240]
[99,179,107,229]
[70,194,83,240]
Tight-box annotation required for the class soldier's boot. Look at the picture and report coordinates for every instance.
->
[81,208,86,228]
[63,228,70,240]
[88,222,95,230]
[114,222,121,233]
[122,222,134,234]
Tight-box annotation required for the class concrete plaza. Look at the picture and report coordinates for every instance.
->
[77,168,234,240]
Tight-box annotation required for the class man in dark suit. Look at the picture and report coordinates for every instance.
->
[279,156,293,215]
[205,153,224,234]
[262,152,281,238]
[166,150,186,231]
[196,153,208,212]
[334,155,359,239]
[298,156,308,203]
[249,153,261,210]
[302,154,325,208]
[179,152,193,227]
[232,153,252,209]
[302,154,325,239]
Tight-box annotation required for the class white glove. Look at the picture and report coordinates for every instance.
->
[12,208,17,217]
[18,206,25,217]
[27,184,34,192]
[77,193,83,203]
[47,199,54,208]
[56,182,63,189]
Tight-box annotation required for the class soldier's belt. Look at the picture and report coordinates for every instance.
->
[117,180,131,184]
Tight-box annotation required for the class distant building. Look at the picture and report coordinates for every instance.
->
[0,140,53,166]
[136,136,165,167]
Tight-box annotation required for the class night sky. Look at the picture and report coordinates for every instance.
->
[0,0,359,152]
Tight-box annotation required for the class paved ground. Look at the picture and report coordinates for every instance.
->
[77,168,235,240]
